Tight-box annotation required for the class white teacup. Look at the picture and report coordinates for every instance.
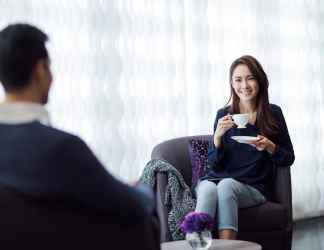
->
[232,114,249,128]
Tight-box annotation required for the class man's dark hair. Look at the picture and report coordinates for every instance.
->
[0,23,49,92]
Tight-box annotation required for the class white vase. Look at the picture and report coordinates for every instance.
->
[185,230,212,250]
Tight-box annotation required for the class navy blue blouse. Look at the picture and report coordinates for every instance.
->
[202,104,295,198]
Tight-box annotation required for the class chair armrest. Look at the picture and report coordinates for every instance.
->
[156,172,171,242]
[274,166,293,227]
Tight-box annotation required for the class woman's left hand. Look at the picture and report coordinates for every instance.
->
[250,135,276,154]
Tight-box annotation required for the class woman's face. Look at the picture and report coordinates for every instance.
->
[231,64,259,103]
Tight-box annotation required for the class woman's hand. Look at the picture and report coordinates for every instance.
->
[214,114,234,147]
[250,135,276,154]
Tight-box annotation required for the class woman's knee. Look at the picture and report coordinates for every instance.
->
[196,180,218,197]
[217,178,240,199]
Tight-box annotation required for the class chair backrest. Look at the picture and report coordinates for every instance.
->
[151,135,212,186]
[0,187,159,250]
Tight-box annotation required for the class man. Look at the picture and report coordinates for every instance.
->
[0,23,154,224]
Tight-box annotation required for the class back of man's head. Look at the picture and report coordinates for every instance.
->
[0,23,49,92]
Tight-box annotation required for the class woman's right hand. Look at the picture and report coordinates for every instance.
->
[214,114,234,147]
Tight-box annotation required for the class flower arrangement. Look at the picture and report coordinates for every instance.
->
[180,212,214,234]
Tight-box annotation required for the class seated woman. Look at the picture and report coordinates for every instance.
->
[195,55,295,240]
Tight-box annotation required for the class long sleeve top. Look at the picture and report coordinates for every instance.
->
[202,104,295,198]
[0,121,154,225]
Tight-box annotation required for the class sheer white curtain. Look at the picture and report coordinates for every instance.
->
[0,0,323,220]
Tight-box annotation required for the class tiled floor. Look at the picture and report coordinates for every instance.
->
[292,217,324,250]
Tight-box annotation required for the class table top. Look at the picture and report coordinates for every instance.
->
[161,239,262,250]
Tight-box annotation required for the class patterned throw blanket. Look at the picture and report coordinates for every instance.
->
[140,159,196,240]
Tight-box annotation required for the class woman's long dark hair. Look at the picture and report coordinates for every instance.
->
[227,55,279,141]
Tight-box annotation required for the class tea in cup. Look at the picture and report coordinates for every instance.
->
[232,114,249,128]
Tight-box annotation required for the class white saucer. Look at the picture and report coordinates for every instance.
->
[231,136,259,144]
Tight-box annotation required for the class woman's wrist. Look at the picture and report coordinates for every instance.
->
[267,142,276,154]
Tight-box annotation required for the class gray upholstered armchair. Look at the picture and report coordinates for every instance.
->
[151,135,292,250]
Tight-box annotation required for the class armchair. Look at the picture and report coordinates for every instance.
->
[152,135,292,250]
[0,186,160,250]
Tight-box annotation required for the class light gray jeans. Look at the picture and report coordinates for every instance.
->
[195,178,266,232]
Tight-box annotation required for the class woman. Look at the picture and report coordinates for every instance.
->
[195,55,295,239]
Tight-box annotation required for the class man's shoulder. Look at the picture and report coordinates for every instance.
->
[35,122,75,137]
[33,122,84,146]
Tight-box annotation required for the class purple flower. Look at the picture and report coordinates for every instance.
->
[180,212,214,233]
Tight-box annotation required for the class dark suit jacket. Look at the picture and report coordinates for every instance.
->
[0,121,153,224]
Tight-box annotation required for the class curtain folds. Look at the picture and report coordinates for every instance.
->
[0,0,323,220]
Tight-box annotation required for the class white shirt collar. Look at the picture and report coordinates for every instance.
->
[0,102,50,125]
